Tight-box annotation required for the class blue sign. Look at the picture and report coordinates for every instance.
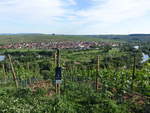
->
[55,67,62,80]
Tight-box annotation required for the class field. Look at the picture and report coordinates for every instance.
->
[0,35,149,113]
[0,34,120,45]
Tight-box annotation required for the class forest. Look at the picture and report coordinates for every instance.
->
[0,35,149,113]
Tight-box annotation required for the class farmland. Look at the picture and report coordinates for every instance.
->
[0,34,149,113]
[0,34,119,45]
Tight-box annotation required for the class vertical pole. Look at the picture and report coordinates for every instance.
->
[131,54,136,90]
[55,49,61,94]
[96,56,99,92]
[2,64,6,83]
[8,55,18,88]
[54,52,57,67]
[56,49,60,67]
[27,62,30,71]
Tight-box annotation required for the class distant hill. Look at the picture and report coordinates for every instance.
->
[129,34,150,36]
[0,34,116,45]
[0,33,149,45]
[87,34,150,42]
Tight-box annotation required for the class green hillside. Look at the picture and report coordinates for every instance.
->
[0,34,119,45]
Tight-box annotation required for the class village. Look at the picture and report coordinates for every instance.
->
[0,41,119,49]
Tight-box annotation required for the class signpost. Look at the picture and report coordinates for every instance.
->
[55,67,62,80]
[55,49,62,94]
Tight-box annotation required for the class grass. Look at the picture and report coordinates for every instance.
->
[61,49,101,63]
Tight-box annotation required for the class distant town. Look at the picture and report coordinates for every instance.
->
[0,41,119,49]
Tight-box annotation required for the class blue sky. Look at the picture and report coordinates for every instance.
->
[0,0,150,34]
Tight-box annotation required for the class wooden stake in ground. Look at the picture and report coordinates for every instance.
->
[131,54,136,90]
[2,64,7,83]
[96,56,100,92]
[8,54,19,88]
[27,62,30,71]
[54,52,57,67]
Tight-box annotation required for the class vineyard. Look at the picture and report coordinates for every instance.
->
[0,43,149,113]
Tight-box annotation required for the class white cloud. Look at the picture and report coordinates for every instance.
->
[0,0,150,34]
[75,0,150,23]
[67,0,77,5]
[0,0,66,24]
[67,0,150,34]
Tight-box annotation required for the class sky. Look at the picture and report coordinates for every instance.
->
[0,0,150,34]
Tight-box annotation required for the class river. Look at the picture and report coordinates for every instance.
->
[142,53,149,63]
[134,46,149,62]
[0,55,5,61]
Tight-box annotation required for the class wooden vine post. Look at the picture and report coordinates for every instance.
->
[27,62,30,71]
[54,52,57,67]
[96,56,100,92]
[131,54,136,90]
[55,49,62,94]
[2,64,7,82]
[8,54,19,88]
